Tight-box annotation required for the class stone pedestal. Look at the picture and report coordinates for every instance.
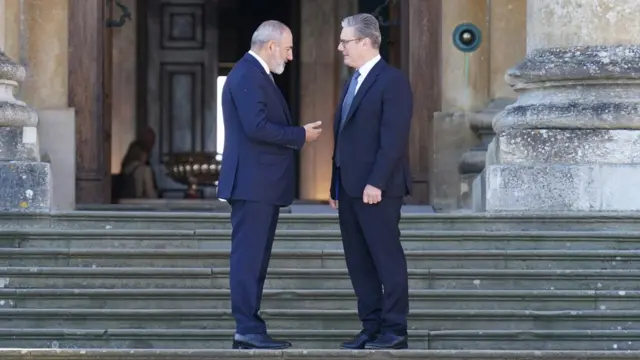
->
[485,0,640,212]
[458,99,513,210]
[0,51,51,212]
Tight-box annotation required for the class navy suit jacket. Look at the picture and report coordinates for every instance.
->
[218,53,305,206]
[330,59,413,199]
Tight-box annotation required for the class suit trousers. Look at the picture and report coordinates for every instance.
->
[338,181,409,335]
[229,200,280,334]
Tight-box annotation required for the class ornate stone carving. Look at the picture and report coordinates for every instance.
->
[0,49,51,212]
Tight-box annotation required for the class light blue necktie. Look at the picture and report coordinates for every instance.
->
[340,70,360,128]
[335,71,360,199]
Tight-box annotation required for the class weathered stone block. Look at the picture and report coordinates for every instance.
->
[494,46,640,132]
[0,161,51,212]
[484,44,640,212]
[430,112,479,211]
[496,129,640,165]
[486,164,640,212]
[471,169,486,212]
[0,126,40,161]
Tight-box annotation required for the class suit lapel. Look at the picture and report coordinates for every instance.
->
[260,71,293,124]
[266,77,292,124]
[340,60,385,131]
[334,80,350,134]
[243,54,293,124]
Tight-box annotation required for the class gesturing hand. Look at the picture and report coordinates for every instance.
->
[304,121,322,142]
[362,184,382,204]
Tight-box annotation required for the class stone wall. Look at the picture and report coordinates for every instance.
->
[430,0,526,211]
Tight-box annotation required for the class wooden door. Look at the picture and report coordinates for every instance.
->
[69,0,112,204]
[400,0,441,204]
[144,0,218,195]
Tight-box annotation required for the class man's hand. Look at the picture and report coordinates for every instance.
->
[362,184,382,204]
[304,121,322,142]
[329,199,338,209]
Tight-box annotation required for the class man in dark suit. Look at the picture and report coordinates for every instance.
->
[329,13,413,350]
[218,20,322,350]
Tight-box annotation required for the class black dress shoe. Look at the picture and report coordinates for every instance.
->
[364,333,408,349]
[339,330,379,349]
[232,333,292,349]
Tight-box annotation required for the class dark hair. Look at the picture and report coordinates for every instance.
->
[121,140,148,170]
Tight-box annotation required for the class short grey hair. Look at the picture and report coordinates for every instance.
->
[250,20,290,50]
[341,13,382,49]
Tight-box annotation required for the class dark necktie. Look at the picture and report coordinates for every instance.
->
[339,70,361,130]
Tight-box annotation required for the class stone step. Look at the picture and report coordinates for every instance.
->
[3,267,640,290]
[430,330,640,350]
[1,349,637,360]
[0,328,430,349]
[6,229,640,251]
[4,248,640,270]
[1,288,636,311]
[0,328,639,350]
[4,211,640,231]
[2,308,640,332]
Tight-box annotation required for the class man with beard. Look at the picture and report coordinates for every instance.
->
[217,20,322,350]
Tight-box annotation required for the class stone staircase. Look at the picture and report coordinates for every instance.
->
[1,211,640,359]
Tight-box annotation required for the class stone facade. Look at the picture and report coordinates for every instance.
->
[0,0,576,211]
[1,0,75,211]
[430,0,527,211]
[485,0,640,212]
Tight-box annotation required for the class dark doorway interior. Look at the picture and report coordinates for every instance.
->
[218,0,298,117]
[136,0,299,198]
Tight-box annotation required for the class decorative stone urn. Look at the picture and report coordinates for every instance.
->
[0,50,51,212]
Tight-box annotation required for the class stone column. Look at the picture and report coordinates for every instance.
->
[1,0,20,61]
[298,0,348,201]
[0,0,5,51]
[484,0,640,212]
[22,0,69,108]
[20,0,75,210]
[0,50,51,211]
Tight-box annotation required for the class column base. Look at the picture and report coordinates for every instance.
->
[0,126,40,161]
[0,161,51,212]
[486,164,640,212]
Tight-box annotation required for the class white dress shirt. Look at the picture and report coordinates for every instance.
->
[248,50,271,75]
[355,54,381,93]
